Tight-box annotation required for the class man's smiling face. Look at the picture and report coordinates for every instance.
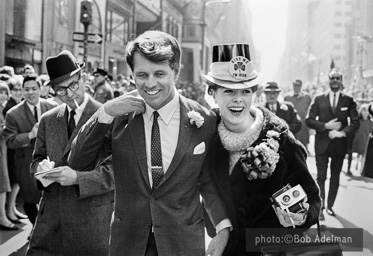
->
[132,52,176,110]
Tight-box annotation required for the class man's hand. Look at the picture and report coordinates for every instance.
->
[325,118,341,131]
[206,227,229,256]
[28,123,39,139]
[42,166,78,186]
[36,158,55,173]
[103,92,145,117]
[328,130,346,139]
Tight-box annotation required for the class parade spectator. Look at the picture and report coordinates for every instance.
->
[0,82,17,230]
[203,43,320,255]
[3,76,26,222]
[23,64,36,78]
[251,84,266,107]
[36,74,53,99]
[68,30,230,256]
[4,75,58,225]
[264,82,302,135]
[27,50,114,256]
[91,68,114,103]
[285,79,312,152]
[0,66,15,77]
[306,68,359,220]
[362,103,373,178]
[352,103,373,174]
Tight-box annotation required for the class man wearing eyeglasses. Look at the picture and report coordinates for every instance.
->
[306,68,359,220]
[26,50,114,256]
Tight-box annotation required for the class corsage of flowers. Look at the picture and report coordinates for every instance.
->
[187,110,204,128]
[240,129,282,180]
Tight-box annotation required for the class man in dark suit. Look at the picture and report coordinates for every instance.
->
[25,50,115,255]
[306,69,359,219]
[68,31,230,256]
[264,82,302,135]
[4,75,58,225]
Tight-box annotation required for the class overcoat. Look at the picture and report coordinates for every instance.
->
[68,95,228,256]
[265,101,302,135]
[4,99,57,203]
[204,107,321,256]
[27,96,114,256]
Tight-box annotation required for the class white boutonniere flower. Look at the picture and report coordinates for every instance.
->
[280,104,288,111]
[187,110,204,128]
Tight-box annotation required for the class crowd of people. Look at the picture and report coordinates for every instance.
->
[0,30,371,256]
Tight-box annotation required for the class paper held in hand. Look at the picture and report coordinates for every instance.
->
[35,168,59,187]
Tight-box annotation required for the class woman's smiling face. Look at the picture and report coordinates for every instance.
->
[213,87,254,133]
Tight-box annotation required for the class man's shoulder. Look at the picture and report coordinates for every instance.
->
[182,96,216,117]
[6,101,25,116]
[40,98,58,108]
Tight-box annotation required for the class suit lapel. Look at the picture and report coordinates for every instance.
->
[162,97,193,182]
[129,113,150,188]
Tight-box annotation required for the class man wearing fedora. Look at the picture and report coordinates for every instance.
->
[92,67,114,103]
[4,75,58,226]
[26,50,115,256]
[68,30,230,256]
[306,69,359,220]
[264,82,302,135]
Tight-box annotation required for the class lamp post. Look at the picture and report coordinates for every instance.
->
[201,0,231,73]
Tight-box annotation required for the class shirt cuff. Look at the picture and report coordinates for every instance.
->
[98,106,115,124]
[216,218,233,234]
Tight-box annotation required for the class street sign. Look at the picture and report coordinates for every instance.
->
[73,32,103,44]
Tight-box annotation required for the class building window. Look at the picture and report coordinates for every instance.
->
[335,22,342,27]
[334,45,342,50]
[23,0,42,41]
[344,11,351,16]
[334,33,342,38]
[183,26,196,37]
[106,10,129,46]
[335,56,341,60]
[335,11,342,16]
[335,0,342,5]
[345,1,351,5]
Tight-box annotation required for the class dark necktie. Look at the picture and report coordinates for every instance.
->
[151,111,163,191]
[68,109,76,138]
[34,106,38,122]
[332,93,336,113]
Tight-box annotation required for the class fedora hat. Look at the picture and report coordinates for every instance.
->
[92,67,108,77]
[263,82,282,92]
[203,44,262,89]
[45,50,85,86]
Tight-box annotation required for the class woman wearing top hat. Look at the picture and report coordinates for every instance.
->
[202,44,321,255]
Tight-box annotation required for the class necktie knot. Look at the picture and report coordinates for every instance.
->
[153,111,159,120]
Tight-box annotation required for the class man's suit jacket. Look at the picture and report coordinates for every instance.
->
[26,96,114,256]
[305,91,359,155]
[68,95,228,256]
[4,99,57,203]
[265,101,302,135]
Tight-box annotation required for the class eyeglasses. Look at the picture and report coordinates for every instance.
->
[330,76,341,81]
[55,81,80,96]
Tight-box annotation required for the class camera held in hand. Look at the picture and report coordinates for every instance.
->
[270,184,307,214]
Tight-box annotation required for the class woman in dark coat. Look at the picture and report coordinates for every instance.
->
[362,103,373,178]
[203,44,321,255]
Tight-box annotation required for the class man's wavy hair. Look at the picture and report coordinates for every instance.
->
[125,30,181,78]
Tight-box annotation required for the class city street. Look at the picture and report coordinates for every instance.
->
[1,137,373,256]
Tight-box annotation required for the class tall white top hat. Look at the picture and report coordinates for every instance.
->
[203,44,262,89]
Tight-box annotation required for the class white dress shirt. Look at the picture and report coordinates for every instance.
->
[329,90,340,109]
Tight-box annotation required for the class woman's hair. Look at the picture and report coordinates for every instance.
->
[0,81,10,98]
[125,30,181,78]
[207,80,258,95]
[358,103,370,119]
